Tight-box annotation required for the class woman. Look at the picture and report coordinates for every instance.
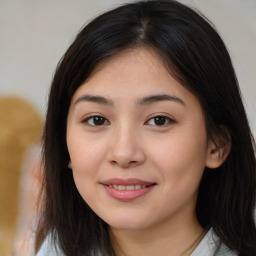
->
[35,1,256,255]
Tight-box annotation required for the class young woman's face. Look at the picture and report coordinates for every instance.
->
[67,48,214,231]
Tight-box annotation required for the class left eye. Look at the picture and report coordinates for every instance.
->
[146,116,174,126]
[83,116,109,126]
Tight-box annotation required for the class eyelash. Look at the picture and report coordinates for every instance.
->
[82,115,110,126]
[82,115,175,127]
[146,115,175,126]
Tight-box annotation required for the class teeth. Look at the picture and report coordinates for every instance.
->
[126,185,135,190]
[109,184,148,190]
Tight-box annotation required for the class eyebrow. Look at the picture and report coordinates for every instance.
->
[136,94,185,106]
[74,93,185,107]
[74,95,114,106]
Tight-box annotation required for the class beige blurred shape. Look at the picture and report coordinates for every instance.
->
[0,96,43,256]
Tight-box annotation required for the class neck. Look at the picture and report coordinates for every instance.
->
[109,213,204,256]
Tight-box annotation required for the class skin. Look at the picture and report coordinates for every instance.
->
[66,48,227,256]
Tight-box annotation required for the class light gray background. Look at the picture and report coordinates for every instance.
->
[1,0,255,136]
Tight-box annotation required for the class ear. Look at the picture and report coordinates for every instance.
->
[206,128,231,169]
[68,161,72,169]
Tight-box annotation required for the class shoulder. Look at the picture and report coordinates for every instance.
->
[35,234,102,256]
[36,234,64,256]
[191,228,237,256]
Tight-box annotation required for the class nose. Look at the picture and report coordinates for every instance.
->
[107,125,146,168]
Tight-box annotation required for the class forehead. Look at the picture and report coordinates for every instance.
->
[74,48,176,94]
[87,47,168,81]
[70,47,200,111]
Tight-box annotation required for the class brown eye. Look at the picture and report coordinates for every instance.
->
[83,116,109,126]
[147,116,174,126]
[154,116,166,126]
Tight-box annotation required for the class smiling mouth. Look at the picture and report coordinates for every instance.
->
[106,184,150,190]
[102,180,156,201]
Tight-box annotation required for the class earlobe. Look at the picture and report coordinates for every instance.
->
[205,131,231,169]
[68,161,72,169]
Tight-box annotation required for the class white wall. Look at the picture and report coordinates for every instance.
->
[1,0,255,136]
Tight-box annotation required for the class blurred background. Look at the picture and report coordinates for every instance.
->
[0,0,255,255]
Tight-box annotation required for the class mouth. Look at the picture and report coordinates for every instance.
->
[101,178,156,201]
[106,184,151,190]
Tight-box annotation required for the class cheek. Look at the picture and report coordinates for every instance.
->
[68,133,106,170]
[69,141,106,208]
[149,132,208,184]
[67,136,107,196]
[149,135,207,215]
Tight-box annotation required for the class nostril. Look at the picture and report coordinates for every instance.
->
[110,160,118,165]
[109,159,138,168]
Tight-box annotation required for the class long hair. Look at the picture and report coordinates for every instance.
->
[35,1,256,255]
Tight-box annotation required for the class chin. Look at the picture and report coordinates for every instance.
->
[101,215,152,231]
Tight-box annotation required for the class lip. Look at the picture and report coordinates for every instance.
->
[101,178,156,202]
[102,178,155,186]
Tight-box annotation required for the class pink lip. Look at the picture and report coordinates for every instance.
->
[102,178,154,186]
[101,178,156,202]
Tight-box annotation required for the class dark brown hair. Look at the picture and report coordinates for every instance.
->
[36,1,256,255]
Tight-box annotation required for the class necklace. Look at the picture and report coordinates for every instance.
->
[180,229,206,256]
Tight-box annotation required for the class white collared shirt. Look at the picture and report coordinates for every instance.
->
[190,228,237,256]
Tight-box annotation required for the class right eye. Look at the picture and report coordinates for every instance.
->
[82,115,109,126]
